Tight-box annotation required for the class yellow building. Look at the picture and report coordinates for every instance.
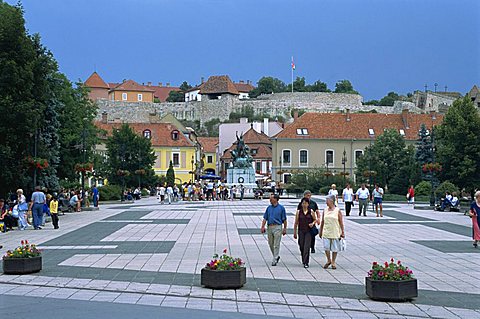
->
[197,137,218,175]
[108,80,155,103]
[95,121,196,184]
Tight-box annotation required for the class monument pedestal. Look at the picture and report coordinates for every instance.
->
[227,167,256,199]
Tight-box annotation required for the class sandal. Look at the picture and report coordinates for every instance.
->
[331,264,337,269]
[323,262,331,269]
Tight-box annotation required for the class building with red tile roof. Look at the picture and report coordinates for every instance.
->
[197,137,219,174]
[271,110,442,183]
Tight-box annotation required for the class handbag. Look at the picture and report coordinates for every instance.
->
[18,202,28,211]
[339,238,346,251]
[310,225,319,236]
[11,206,19,218]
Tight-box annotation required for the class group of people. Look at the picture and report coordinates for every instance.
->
[329,183,385,217]
[0,186,60,232]
[162,181,246,202]
[261,191,345,269]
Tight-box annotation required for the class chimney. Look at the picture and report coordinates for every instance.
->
[263,118,269,136]
[430,110,437,120]
[239,80,245,84]
[293,111,299,121]
[166,82,170,87]
[147,82,151,86]
[346,108,351,122]
[401,108,409,129]
[201,77,205,84]
[101,112,108,124]
[158,82,163,86]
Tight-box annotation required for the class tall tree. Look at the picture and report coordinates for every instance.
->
[166,161,175,186]
[436,97,480,196]
[249,77,286,98]
[307,80,330,92]
[334,80,359,94]
[105,124,156,186]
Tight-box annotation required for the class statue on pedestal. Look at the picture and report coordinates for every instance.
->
[230,132,253,169]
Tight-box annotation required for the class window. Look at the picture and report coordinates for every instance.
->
[172,153,180,167]
[137,94,143,101]
[256,161,261,173]
[171,130,179,140]
[355,150,363,165]
[143,129,151,139]
[122,93,127,101]
[299,150,308,166]
[296,128,308,135]
[283,173,292,184]
[282,150,291,166]
[207,155,213,164]
[368,128,375,136]
[326,150,334,166]
[251,149,258,155]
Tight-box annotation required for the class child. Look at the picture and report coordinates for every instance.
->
[50,196,59,229]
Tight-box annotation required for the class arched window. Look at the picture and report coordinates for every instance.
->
[143,129,151,139]
[171,130,179,140]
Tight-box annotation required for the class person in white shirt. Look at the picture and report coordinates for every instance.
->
[159,185,166,204]
[356,184,370,217]
[328,184,339,206]
[166,185,174,204]
[342,184,354,216]
[372,184,384,217]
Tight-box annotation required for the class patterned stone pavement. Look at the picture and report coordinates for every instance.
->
[0,196,479,318]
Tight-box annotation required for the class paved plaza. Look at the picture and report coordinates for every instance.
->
[0,196,479,318]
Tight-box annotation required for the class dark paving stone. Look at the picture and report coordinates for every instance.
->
[422,222,471,237]
[413,240,480,253]
[233,212,295,216]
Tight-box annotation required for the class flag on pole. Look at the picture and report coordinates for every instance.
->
[291,56,295,70]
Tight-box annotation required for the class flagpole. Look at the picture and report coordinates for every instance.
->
[291,56,294,94]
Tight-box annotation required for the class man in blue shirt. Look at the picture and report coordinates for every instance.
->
[29,186,46,230]
[92,186,99,207]
[261,194,287,266]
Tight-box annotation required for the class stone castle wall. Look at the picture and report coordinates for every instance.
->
[95,92,395,124]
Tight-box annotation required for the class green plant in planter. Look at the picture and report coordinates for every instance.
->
[368,258,413,281]
[3,240,41,259]
[205,249,244,270]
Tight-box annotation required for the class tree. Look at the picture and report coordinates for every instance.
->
[436,97,480,196]
[166,90,184,102]
[105,124,156,186]
[356,129,418,191]
[249,77,286,98]
[364,100,379,105]
[166,161,175,186]
[179,81,192,92]
[378,92,400,106]
[286,76,306,92]
[334,80,359,94]
[307,80,330,92]
[415,124,435,181]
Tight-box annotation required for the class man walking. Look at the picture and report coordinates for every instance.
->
[342,183,354,216]
[29,186,46,230]
[261,194,287,266]
[356,184,370,217]
[299,190,320,253]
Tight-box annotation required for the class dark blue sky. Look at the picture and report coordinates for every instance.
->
[10,0,480,100]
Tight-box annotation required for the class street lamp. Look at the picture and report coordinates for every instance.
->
[81,118,88,206]
[191,156,195,183]
[368,129,375,209]
[430,114,437,206]
[341,148,347,186]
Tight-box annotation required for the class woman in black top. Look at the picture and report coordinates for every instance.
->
[294,198,316,268]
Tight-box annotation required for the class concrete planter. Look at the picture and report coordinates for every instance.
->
[365,277,417,301]
[201,267,246,289]
[3,256,42,275]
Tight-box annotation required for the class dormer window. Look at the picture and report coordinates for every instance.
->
[143,129,151,139]
[399,129,405,136]
[296,128,308,135]
[171,130,179,140]
[251,149,258,155]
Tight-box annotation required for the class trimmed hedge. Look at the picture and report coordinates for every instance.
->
[98,185,122,201]
[415,181,432,197]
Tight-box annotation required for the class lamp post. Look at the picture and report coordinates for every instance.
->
[119,143,126,202]
[368,129,375,210]
[81,118,88,205]
[341,148,347,186]
[430,115,436,206]
[191,156,195,183]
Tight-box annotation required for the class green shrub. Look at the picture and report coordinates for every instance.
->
[414,181,432,196]
[98,185,122,201]
[141,188,150,197]
[319,186,330,195]
[435,181,459,197]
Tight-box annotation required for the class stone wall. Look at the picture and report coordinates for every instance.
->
[95,92,395,125]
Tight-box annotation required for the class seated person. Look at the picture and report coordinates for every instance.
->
[0,199,17,231]
[69,192,81,212]
[450,192,459,207]
[440,192,453,211]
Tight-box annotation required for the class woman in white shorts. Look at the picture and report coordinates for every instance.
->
[319,194,345,269]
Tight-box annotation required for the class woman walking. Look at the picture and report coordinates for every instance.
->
[293,198,317,268]
[16,189,28,230]
[469,191,480,248]
[319,194,345,269]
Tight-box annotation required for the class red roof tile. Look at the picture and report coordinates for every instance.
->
[110,80,155,92]
[84,72,109,89]
[200,75,239,95]
[221,128,272,160]
[274,112,443,140]
[95,122,193,147]
[148,85,181,102]
[198,137,218,153]
[234,82,255,93]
